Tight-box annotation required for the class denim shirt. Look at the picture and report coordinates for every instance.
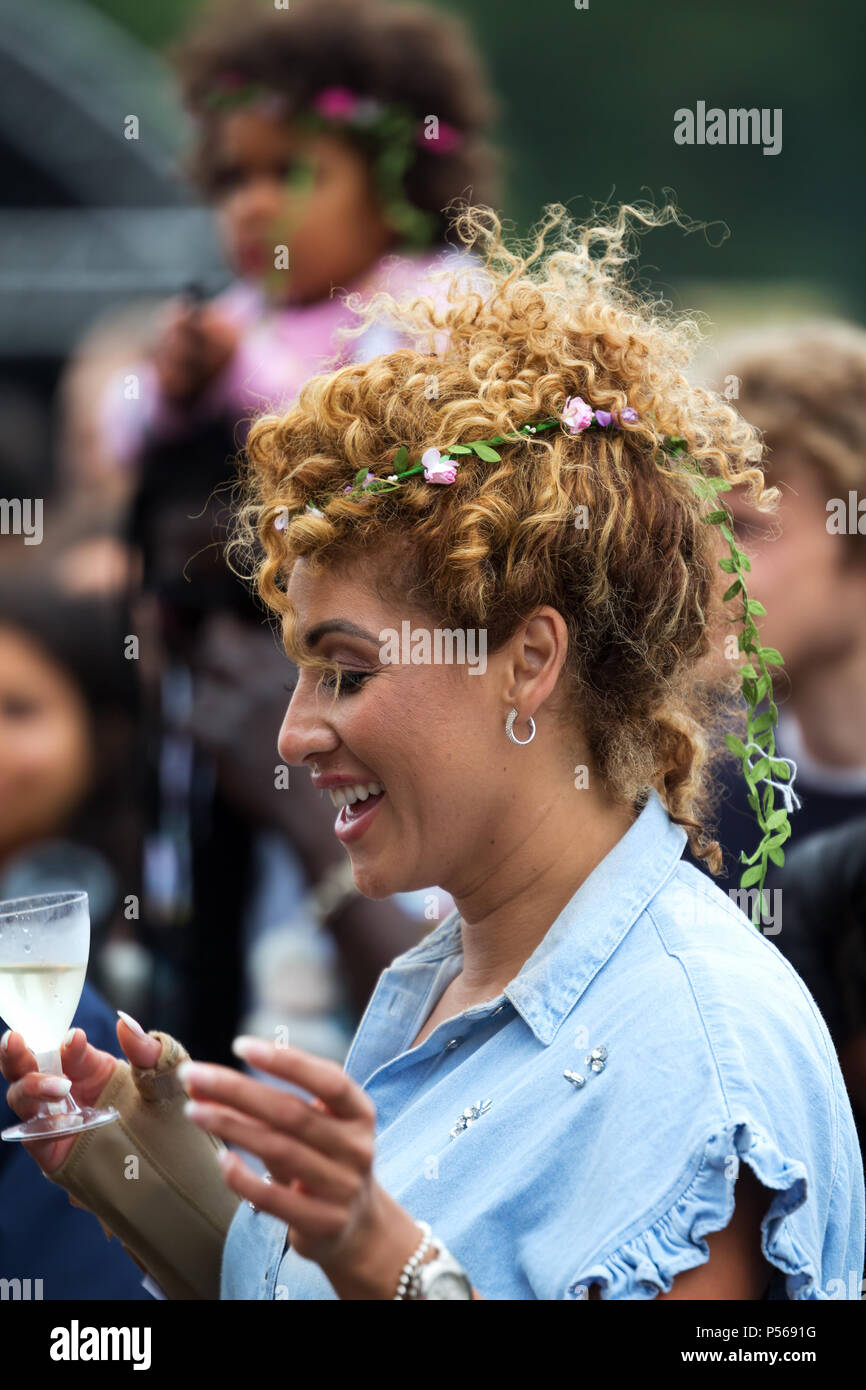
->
[221,786,865,1300]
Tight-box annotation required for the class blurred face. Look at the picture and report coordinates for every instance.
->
[211,109,397,304]
[277,558,542,900]
[721,456,866,683]
[0,628,93,861]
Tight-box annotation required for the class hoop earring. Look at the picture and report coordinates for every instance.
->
[505,707,536,746]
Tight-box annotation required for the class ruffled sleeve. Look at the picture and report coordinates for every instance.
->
[567,1117,825,1300]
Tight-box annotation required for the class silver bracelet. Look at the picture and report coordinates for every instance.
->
[393,1220,435,1299]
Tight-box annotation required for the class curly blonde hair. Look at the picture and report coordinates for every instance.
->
[229,203,780,875]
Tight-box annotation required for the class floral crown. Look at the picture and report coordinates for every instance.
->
[276,397,797,926]
[203,76,457,248]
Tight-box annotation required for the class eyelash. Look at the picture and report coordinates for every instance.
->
[321,670,372,695]
[283,671,372,697]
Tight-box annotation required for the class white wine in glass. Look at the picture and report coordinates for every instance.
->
[0,890,119,1141]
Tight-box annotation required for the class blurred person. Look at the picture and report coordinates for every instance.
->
[0,577,153,1298]
[51,306,155,597]
[55,304,154,509]
[760,818,866,1186]
[96,0,499,489]
[3,204,862,1301]
[0,578,142,959]
[684,320,866,897]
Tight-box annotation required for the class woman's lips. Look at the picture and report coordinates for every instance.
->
[333,790,386,845]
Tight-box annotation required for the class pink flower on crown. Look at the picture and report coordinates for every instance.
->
[313,87,361,121]
[562,396,594,433]
[421,448,458,484]
[591,406,639,428]
[343,472,377,493]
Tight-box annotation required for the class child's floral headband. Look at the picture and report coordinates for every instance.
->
[276,397,796,926]
[203,76,458,248]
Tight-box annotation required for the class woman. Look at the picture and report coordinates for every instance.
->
[2,205,863,1299]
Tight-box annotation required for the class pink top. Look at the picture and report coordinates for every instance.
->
[102,247,468,471]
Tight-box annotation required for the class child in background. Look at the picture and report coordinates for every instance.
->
[100,0,499,479]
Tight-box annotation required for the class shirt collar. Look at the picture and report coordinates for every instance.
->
[397,786,687,1045]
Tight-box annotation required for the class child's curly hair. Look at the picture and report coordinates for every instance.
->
[228,202,780,876]
[172,0,498,240]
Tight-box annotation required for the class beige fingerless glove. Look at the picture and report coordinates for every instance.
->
[46,1031,241,1300]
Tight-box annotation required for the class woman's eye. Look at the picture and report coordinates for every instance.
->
[321,670,372,695]
[285,668,373,698]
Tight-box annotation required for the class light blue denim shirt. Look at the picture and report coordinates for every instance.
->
[221,786,865,1300]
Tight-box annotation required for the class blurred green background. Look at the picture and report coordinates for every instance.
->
[84,0,864,328]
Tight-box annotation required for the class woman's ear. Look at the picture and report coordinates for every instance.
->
[504,607,569,715]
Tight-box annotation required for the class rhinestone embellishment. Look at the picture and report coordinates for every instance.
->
[450,1098,492,1139]
[564,1044,609,1090]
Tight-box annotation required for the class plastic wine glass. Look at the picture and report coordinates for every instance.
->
[0,890,119,1141]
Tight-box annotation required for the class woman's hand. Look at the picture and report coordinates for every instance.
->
[179,1037,427,1299]
[0,1017,161,1175]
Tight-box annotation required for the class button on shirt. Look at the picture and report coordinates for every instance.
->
[221,786,865,1299]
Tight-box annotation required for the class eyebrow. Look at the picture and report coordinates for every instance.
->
[303,620,380,649]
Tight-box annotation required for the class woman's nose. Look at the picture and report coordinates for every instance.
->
[277,681,338,768]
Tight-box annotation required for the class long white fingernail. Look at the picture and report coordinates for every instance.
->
[63,1028,77,1047]
[117,1009,147,1038]
[231,1035,267,1061]
[0,1030,10,1053]
[177,1061,211,1087]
